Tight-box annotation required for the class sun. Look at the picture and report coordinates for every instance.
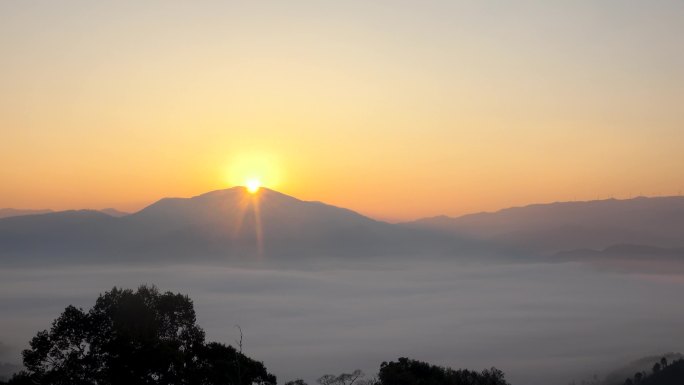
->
[246,179,261,194]
[227,152,282,192]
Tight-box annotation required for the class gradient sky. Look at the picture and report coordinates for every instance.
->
[1,1,683,221]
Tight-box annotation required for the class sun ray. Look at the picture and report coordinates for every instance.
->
[230,186,265,259]
[252,194,264,258]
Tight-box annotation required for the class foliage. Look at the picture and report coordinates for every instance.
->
[378,357,509,385]
[285,379,310,385]
[197,342,275,385]
[318,369,377,385]
[9,285,275,385]
[628,358,684,385]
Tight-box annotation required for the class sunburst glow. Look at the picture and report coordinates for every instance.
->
[246,179,261,194]
[227,153,282,192]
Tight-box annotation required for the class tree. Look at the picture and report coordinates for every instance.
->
[653,363,662,374]
[634,372,644,384]
[660,357,668,368]
[638,358,684,385]
[197,342,275,385]
[15,285,276,385]
[285,379,309,385]
[378,357,509,385]
[318,370,365,385]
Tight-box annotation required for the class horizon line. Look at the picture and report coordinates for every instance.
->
[2,186,683,224]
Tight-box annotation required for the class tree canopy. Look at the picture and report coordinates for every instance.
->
[317,369,374,385]
[625,358,684,385]
[378,357,509,385]
[6,285,275,385]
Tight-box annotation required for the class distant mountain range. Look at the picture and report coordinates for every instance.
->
[403,196,684,256]
[100,208,130,217]
[0,208,129,219]
[1,189,683,266]
[0,208,53,219]
[555,244,684,262]
[0,188,468,264]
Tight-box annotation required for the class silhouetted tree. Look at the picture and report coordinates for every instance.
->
[621,358,684,385]
[653,363,661,374]
[639,359,684,385]
[13,285,276,385]
[660,357,668,368]
[318,370,365,385]
[285,379,309,385]
[197,342,275,385]
[378,357,509,385]
[634,372,644,384]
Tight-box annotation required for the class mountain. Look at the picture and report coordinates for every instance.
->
[403,197,684,256]
[0,208,52,219]
[553,244,684,274]
[3,191,683,266]
[0,187,466,264]
[0,208,130,219]
[0,210,120,258]
[100,208,130,217]
[555,244,684,262]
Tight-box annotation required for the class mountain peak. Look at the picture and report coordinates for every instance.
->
[193,186,296,200]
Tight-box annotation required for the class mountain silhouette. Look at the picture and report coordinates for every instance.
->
[403,196,684,256]
[100,208,130,217]
[2,190,684,266]
[552,244,684,274]
[0,208,53,219]
[0,187,463,264]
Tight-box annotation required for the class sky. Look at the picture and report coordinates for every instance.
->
[1,1,683,221]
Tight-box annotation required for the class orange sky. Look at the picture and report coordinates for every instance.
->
[1,2,683,221]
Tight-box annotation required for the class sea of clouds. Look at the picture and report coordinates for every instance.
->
[1,258,683,385]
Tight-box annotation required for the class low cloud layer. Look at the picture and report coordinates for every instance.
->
[1,259,683,385]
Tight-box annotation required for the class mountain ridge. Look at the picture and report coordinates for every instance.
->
[0,208,53,219]
[0,187,465,263]
[406,196,684,224]
[1,189,683,266]
[402,196,684,255]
